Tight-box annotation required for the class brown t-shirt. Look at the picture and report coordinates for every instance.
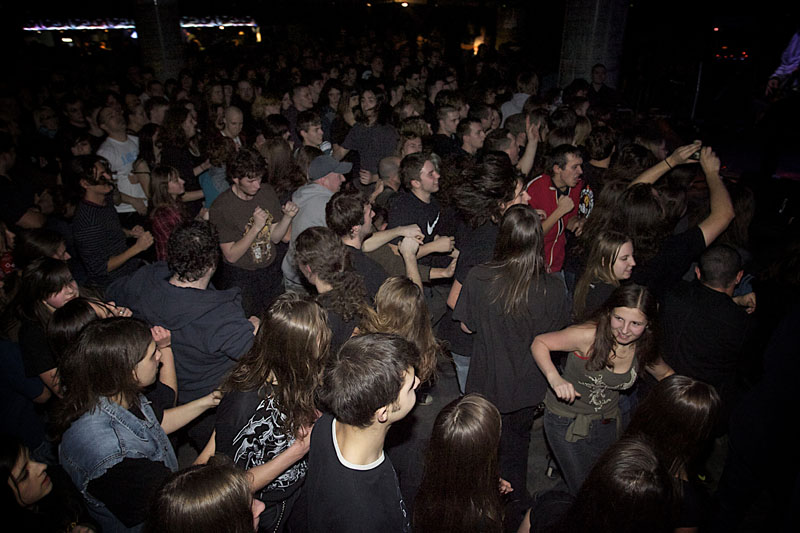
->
[209,184,283,270]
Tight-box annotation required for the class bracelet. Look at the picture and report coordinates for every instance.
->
[664,158,673,170]
[159,344,171,349]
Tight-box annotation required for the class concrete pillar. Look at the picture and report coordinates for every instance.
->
[134,0,185,81]
[559,0,628,88]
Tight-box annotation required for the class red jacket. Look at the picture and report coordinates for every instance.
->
[526,174,582,272]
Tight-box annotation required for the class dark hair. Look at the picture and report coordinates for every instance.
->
[227,147,265,183]
[320,333,418,428]
[148,165,183,212]
[326,190,366,238]
[414,394,503,532]
[145,461,254,533]
[587,283,659,373]
[504,113,527,137]
[262,114,291,139]
[609,143,659,181]
[0,435,25,507]
[71,154,111,186]
[698,244,742,288]
[53,318,153,436]
[549,106,578,131]
[13,228,65,269]
[294,226,367,322]
[144,96,169,122]
[296,110,321,136]
[136,123,161,168]
[167,221,220,282]
[483,128,512,153]
[616,183,668,264]
[259,137,305,199]
[399,152,429,189]
[554,436,678,533]
[455,118,480,143]
[585,125,617,160]
[450,156,514,229]
[160,106,194,148]
[222,293,331,438]
[47,297,107,359]
[547,143,582,174]
[486,205,546,316]
[625,375,720,478]
[15,257,74,326]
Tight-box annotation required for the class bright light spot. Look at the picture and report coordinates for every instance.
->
[367,2,372,5]
[61,37,73,43]
[238,31,244,35]
[219,25,224,30]
[131,31,138,39]
[256,31,262,43]
[401,2,408,6]
[713,27,719,32]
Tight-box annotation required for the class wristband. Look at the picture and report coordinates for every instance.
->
[664,158,673,170]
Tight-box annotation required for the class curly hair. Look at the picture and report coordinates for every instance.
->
[160,106,194,149]
[167,221,220,282]
[294,226,367,322]
[360,277,440,383]
[221,293,331,438]
[450,153,518,228]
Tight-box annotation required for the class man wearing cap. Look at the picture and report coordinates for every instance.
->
[209,148,298,317]
[281,154,352,292]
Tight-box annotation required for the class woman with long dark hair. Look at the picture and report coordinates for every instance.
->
[213,293,331,532]
[146,461,264,533]
[334,86,398,176]
[414,394,507,533]
[453,204,571,523]
[55,318,177,531]
[624,375,720,532]
[1,434,97,532]
[148,165,188,261]
[159,106,208,216]
[14,258,79,396]
[532,283,674,494]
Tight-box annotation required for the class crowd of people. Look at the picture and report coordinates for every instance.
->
[1,29,797,533]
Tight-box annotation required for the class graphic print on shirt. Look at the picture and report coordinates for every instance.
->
[578,367,637,412]
[232,396,306,492]
[243,210,274,264]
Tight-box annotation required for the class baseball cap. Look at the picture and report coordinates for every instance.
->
[308,155,352,181]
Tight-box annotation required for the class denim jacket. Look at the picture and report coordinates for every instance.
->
[59,394,178,533]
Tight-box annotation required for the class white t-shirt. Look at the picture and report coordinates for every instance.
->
[97,135,147,214]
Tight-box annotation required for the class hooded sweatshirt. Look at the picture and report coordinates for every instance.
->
[281,182,334,284]
[107,262,255,403]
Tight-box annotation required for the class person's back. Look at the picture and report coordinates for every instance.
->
[661,244,753,420]
[306,333,419,532]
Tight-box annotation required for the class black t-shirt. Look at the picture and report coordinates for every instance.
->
[661,280,753,415]
[306,413,411,532]
[632,226,706,300]
[438,220,499,355]
[349,246,389,302]
[454,266,571,413]
[86,382,176,528]
[215,386,307,502]
[19,318,56,378]
[387,192,452,268]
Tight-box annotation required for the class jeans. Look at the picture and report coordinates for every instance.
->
[544,410,618,494]
[451,352,470,394]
